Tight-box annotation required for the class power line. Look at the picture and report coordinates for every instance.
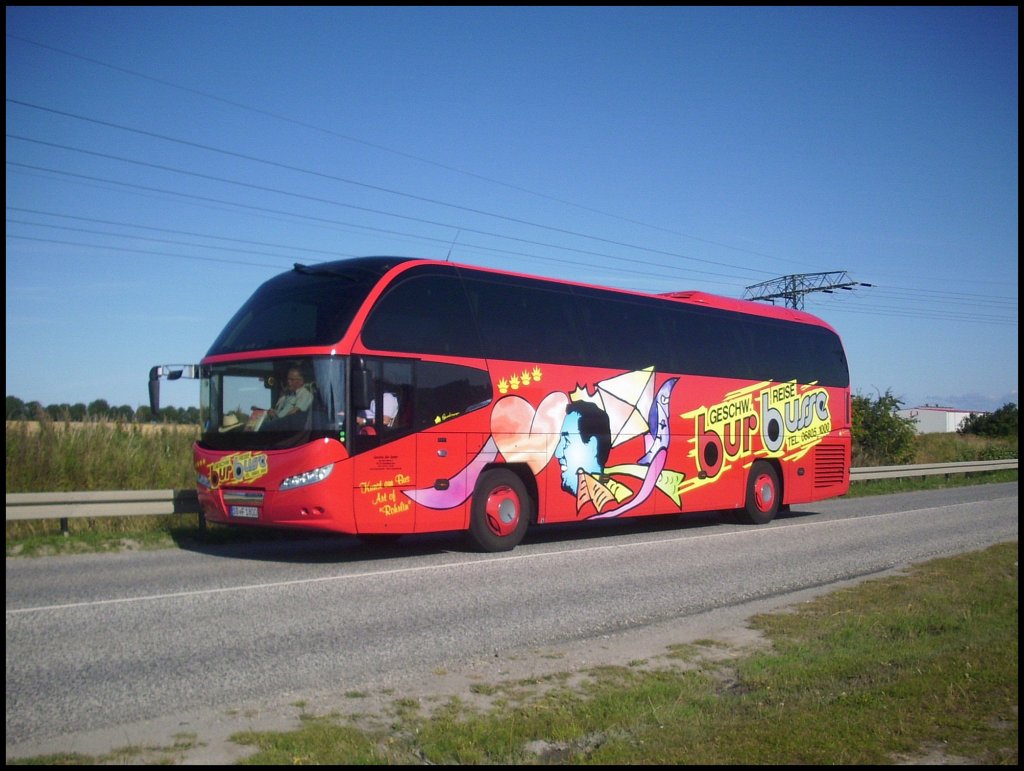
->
[5,159,760,285]
[6,114,779,279]
[6,234,286,269]
[9,101,1016,300]
[822,302,1016,326]
[5,53,1014,322]
[6,35,815,270]
[8,156,1015,323]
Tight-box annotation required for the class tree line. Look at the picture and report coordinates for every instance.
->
[5,396,198,424]
[851,390,1017,466]
[957,402,1018,438]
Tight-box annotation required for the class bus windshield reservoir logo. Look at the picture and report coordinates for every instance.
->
[208,451,269,489]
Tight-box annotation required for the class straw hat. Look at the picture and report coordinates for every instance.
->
[219,414,243,432]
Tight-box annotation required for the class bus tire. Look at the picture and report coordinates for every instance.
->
[742,461,780,525]
[467,468,531,552]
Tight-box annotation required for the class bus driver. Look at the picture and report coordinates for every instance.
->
[267,366,313,420]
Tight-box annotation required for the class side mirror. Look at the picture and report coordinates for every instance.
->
[148,366,162,415]
[352,364,373,411]
[148,365,199,419]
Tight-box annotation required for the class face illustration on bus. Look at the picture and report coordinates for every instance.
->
[554,401,612,494]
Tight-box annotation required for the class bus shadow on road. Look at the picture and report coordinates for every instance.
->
[171,528,454,564]
[519,505,822,548]
[172,506,824,564]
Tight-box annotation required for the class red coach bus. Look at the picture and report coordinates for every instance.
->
[149,257,851,552]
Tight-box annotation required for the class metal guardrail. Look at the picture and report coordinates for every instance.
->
[6,460,1016,526]
[850,458,1018,480]
[6,489,200,523]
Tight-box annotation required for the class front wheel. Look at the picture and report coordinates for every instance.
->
[467,469,532,552]
[741,461,780,525]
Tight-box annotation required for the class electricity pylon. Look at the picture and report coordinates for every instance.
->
[743,271,870,310]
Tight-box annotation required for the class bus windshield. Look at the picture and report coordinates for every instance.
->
[201,356,347,450]
[207,258,406,356]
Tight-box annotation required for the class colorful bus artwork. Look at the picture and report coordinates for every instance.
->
[149,257,851,552]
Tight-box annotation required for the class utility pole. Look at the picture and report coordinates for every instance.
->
[743,271,870,310]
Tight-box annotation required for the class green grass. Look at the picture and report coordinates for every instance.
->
[912,431,1017,463]
[6,733,201,766]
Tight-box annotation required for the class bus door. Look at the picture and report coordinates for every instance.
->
[350,358,416,534]
[351,357,495,536]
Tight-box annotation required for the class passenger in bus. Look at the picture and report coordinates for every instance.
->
[267,366,313,421]
[356,392,399,435]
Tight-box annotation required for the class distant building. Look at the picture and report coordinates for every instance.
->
[897,405,983,434]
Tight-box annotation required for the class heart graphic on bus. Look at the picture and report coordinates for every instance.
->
[491,392,569,474]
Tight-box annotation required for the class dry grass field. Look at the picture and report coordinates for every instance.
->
[6,420,198,434]
[6,420,199,493]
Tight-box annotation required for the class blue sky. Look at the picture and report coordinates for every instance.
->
[5,6,1018,413]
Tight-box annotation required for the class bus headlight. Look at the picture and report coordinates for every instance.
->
[280,463,335,490]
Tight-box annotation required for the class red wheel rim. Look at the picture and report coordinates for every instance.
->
[753,473,776,513]
[484,484,521,537]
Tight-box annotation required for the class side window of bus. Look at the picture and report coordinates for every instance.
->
[574,291,668,371]
[361,268,483,358]
[465,275,585,365]
[414,361,492,430]
[379,359,414,433]
[354,358,415,450]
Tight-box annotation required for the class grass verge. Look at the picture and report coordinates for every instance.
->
[6,542,1016,764]
[227,542,1020,765]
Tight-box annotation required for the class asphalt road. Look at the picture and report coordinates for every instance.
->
[5,483,1018,763]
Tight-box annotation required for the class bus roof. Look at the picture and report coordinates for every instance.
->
[354,257,835,330]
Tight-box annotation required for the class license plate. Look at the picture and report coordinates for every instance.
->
[229,505,259,519]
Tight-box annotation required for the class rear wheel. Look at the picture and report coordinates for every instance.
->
[467,469,531,552]
[741,461,780,525]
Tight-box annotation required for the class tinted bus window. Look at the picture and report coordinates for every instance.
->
[662,304,849,387]
[361,267,483,357]
[208,262,392,355]
[463,273,585,365]
[663,306,732,377]
[414,361,492,430]
[572,288,668,371]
